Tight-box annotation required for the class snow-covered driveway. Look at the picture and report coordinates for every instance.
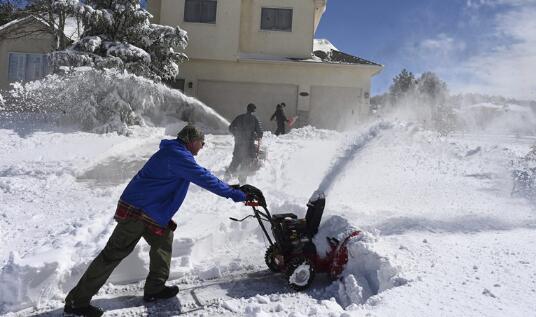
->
[1,123,536,316]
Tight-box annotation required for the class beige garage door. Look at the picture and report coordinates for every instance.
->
[310,86,363,130]
[197,80,298,133]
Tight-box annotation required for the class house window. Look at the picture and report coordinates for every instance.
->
[261,8,293,31]
[184,0,217,23]
[8,53,49,82]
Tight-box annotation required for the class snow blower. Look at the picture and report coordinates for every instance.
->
[230,186,361,290]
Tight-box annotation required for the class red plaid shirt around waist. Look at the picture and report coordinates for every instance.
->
[114,200,177,236]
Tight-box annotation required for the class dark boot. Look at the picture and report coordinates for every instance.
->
[63,304,104,317]
[143,285,179,302]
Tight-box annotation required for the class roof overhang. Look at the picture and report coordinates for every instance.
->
[313,0,327,33]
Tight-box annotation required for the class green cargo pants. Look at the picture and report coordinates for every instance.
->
[65,217,173,307]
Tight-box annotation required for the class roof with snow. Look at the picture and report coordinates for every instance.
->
[0,16,37,33]
[238,39,381,67]
[311,39,382,66]
[0,15,81,41]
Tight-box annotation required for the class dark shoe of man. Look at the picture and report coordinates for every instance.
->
[63,304,104,317]
[143,285,179,302]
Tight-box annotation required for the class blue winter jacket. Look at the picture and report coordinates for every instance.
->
[120,139,246,227]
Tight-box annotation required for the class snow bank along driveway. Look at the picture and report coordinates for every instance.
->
[1,123,536,316]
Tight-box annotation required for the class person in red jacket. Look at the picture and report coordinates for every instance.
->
[64,125,257,317]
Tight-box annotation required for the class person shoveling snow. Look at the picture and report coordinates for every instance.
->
[64,125,260,317]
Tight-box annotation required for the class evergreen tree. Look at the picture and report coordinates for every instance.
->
[51,0,188,82]
[389,68,416,103]
[416,71,448,104]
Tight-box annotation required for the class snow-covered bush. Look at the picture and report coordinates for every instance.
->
[51,0,188,81]
[1,68,229,135]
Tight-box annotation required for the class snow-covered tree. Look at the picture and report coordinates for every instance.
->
[51,0,188,81]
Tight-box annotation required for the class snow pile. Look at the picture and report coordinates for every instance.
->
[1,68,228,135]
[313,216,407,307]
[2,115,536,315]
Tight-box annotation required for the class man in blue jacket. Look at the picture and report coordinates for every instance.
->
[64,125,251,317]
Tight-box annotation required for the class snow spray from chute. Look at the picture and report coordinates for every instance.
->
[310,121,393,201]
[305,122,405,307]
[0,68,230,135]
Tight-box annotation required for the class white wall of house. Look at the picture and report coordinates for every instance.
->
[156,0,316,60]
[238,0,314,58]
[159,0,241,61]
[0,20,53,90]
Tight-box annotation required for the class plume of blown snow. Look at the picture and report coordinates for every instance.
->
[315,121,393,196]
[0,67,229,135]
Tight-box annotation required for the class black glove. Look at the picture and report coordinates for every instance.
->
[240,184,266,207]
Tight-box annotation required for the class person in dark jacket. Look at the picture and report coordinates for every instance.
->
[270,102,288,136]
[227,103,263,176]
[64,125,252,317]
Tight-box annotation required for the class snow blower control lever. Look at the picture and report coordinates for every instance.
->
[229,187,362,291]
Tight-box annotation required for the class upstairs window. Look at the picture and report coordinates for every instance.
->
[8,53,49,83]
[261,8,293,31]
[184,0,217,23]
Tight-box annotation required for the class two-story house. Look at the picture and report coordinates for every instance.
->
[148,0,383,130]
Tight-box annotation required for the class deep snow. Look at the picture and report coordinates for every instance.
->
[1,112,536,316]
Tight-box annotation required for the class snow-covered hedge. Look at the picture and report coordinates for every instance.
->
[1,68,229,135]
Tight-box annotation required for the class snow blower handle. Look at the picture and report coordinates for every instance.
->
[230,184,266,207]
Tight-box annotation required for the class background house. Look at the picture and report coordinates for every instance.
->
[0,16,53,90]
[0,15,80,91]
[149,0,383,130]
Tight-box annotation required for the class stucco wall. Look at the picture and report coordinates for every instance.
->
[0,21,54,90]
[154,0,314,60]
[159,0,241,61]
[239,0,314,58]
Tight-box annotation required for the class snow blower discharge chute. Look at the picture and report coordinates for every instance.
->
[230,186,361,290]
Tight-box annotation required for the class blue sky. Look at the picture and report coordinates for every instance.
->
[315,0,536,99]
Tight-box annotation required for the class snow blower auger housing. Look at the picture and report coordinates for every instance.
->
[230,187,361,291]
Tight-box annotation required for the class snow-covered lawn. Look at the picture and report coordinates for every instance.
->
[1,121,535,316]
